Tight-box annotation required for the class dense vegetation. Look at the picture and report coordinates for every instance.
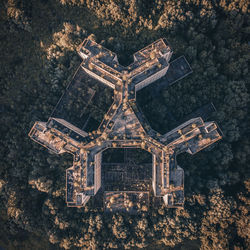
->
[0,0,249,249]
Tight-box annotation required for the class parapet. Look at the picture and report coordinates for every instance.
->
[29,38,222,210]
[78,38,172,92]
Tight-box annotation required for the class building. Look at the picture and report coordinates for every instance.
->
[29,38,222,208]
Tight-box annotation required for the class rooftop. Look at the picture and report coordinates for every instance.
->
[29,38,222,210]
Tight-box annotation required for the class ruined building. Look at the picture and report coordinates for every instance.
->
[29,38,222,208]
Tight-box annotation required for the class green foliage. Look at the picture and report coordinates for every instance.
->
[0,0,249,249]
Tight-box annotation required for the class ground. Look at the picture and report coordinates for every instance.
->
[0,0,249,249]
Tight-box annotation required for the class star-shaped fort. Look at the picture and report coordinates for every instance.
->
[29,38,222,210]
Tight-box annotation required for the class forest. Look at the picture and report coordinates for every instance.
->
[0,0,249,249]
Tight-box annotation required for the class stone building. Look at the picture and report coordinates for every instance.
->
[29,38,222,208]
